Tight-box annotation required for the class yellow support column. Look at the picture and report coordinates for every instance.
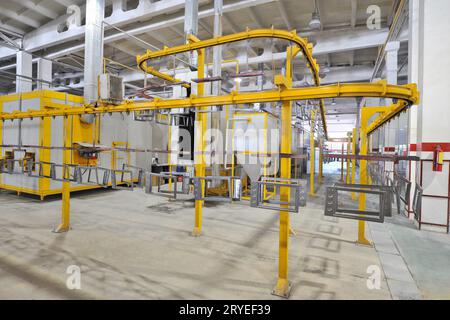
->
[192,41,206,237]
[318,139,323,184]
[168,122,172,192]
[357,106,389,245]
[340,143,345,182]
[54,116,71,233]
[346,132,351,184]
[309,110,316,196]
[357,124,371,246]
[272,47,295,298]
[0,101,2,187]
[38,98,51,200]
[351,128,357,200]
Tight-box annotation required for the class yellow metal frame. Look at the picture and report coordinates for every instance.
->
[351,128,357,200]
[0,90,100,199]
[0,82,418,121]
[346,132,351,184]
[0,100,2,187]
[309,109,316,196]
[137,28,328,138]
[366,101,410,134]
[0,30,420,298]
[192,35,206,237]
[318,138,323,184]
[54,115,71,233]
[357,106,392,245]
[272,46,294,298]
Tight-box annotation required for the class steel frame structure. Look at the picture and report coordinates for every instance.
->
[0,28,420,298]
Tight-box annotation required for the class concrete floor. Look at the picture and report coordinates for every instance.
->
[0,163,449,299]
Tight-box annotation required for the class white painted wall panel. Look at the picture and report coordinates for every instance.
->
[421,197,448,225]
[422,161,449,198]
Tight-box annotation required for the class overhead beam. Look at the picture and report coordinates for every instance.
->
[198,20,214,37]
[277,0,292,30]
[107,41,141,57]
[312,27,390,55]
[51,65,384,90]
[0,24,25,37]
[0,82,419,120]
[248,7,264,28]
[350,0,358,28]
[0,26,398,76]
[223,14,239,33]
[0,7,41,29]
[50,0,73,7]
[0,31,21,49]
[0,0,275,61]
[12,0,59,20]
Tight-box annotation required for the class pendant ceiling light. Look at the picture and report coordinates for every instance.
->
[309,0,322,30]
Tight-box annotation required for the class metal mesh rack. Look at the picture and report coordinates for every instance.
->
[393,172,412,216]
[192,176,241,202]
[412,183,423,222]
[27,161,54,179]
[250,177,307,213]
[145,171,191,199]
[324,183,389,223]
[77,165,111,187]
[1,159,30,175]
[51,163,82,183]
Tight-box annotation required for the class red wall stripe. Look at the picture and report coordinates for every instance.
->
[412,143,450,152]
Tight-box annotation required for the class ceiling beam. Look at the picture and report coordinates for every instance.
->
[107,42,141,57]
[0,0,276,61]
[0,7,41,29]
[0,26,397,75]
[247,7,264,28]
[50,0,73,7]
[169,25,185,38]
[0,31,20,49]
[277,0,292,30]
[223,14,238,33]
[350,0,357,28]
[0,23,25,37]
[12,0,59,20]
[198,20,214,37]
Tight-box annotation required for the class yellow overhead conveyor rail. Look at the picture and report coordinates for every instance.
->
[0,81,418,121]
[137,29,318,83]
[366,100,412,135]
[135,28,329,138]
